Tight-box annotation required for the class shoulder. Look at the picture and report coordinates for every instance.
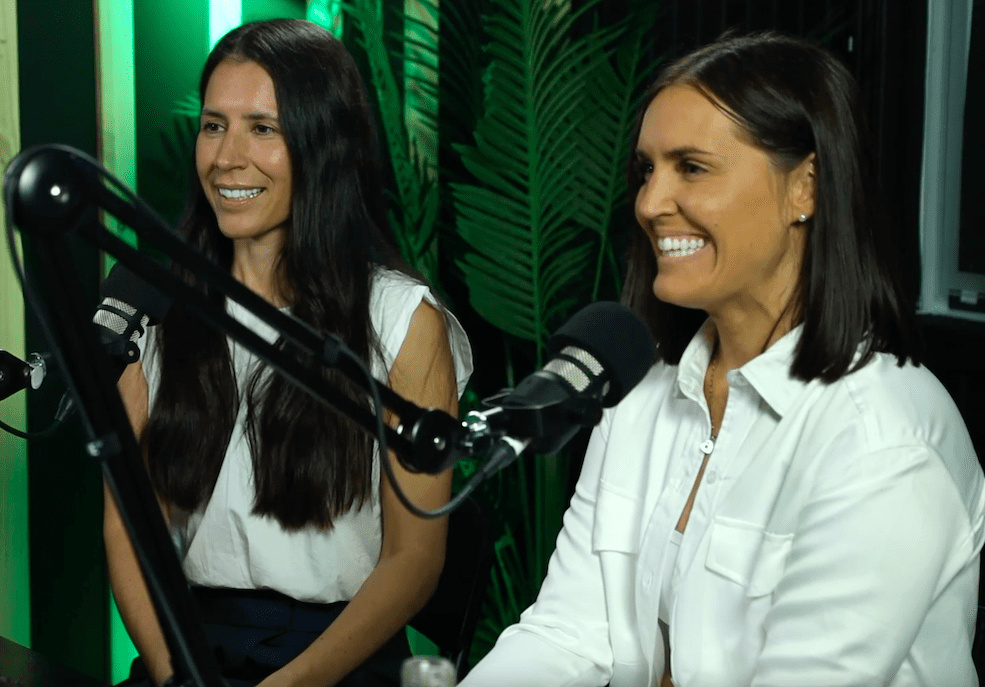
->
[368,267,473,395]
[803,355,981,510]
[368,268,430,343]
[838,355,967,451]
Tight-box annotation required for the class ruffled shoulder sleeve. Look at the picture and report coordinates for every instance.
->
[369,268,473,399]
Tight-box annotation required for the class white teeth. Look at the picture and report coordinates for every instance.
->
[218,188,262,199]
[658,237,706,257]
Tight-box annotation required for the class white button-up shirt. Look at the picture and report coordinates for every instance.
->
[463,323,985,687]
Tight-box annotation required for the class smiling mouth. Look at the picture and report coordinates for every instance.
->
[218,188,263,200]
[657,236,706,258]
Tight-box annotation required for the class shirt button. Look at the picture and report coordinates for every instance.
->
[706,470,717,485]
[699,439,715,454]
[642,573,653,591]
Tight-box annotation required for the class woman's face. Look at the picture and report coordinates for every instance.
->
[196,58,292,249]
[634,85,811,320]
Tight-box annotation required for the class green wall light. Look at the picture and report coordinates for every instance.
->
[306,0,343,38]
[210,0,243,49]
[0,0,30,652]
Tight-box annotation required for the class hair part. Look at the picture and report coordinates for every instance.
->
[622,30,921,382]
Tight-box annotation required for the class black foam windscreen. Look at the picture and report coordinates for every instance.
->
[547,301,655,407]
[98,262,172,324]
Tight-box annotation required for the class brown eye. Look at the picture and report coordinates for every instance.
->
[679,160,704,176]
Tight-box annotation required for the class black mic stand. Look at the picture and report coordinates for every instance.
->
[2,145,475,687]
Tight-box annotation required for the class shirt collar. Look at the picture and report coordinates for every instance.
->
[675,320,806,418]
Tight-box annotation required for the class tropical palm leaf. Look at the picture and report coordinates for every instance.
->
[575,1,663,300]
[449,0,615,354]
[341,0,441,287]
[339,0,665,670]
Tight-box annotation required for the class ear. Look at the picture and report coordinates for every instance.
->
[787,152,816,224]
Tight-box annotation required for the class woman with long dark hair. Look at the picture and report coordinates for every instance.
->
[462,32,983,686]
[105,19,472,687]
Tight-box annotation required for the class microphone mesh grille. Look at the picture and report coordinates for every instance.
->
[100,297,137,318]
[93,309,127,336]
[544,357,591,392]
[559,345,604,376]
[93,298,147,343]
[544,346,607,393]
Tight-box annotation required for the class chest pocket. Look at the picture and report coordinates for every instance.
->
[705,516,793,597]
[592,482,650,682]
[593,481,643,554]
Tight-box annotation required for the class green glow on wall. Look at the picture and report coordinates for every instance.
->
[210,0,243,49]
[0,0,30,650]
[97,0,141,679]
[306,0,343,38]
[98,0,139,275]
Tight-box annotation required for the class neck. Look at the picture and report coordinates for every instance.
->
[231,238,287,306]
[708,301,797,373]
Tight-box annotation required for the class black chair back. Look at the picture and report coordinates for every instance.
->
[409,497,494,681]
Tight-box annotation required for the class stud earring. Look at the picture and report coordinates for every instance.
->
[798,214,808,223]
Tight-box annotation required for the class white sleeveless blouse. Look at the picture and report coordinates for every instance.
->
[137,268,472,603]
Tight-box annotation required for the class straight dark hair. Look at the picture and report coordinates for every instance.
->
[622,31,921,382]
[142,19,410,530]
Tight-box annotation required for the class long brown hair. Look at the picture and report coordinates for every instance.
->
[142,19,411,530]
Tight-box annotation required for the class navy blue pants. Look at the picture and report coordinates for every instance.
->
[119,586,410,687]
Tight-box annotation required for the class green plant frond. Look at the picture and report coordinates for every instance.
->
[457,193,579,258]
[455,236,536,276]
[543,255,594,294]
[543,256,594,299]
[461,270,535,311]
[474,112,529,153]
[457,173,526,213]
[391,0,440,31]
[171,92,201,118]
[455,216,530,251]
[342,0,447,286]
[466,140,530,180]
[401,52,441,84]
[558,7,661,300]
[537,165,586,214]
[465,144,527,184]
[433,3,487,132]
[456,255,533,296]
[453,197,529,235]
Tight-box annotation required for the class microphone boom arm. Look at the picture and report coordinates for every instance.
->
[3,144,471,687]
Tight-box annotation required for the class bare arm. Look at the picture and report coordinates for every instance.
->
[104,361,174,685]
[268,300,458,687]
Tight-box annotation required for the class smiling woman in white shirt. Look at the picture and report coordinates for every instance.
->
[105,19,472,687]
[461,31,985,687]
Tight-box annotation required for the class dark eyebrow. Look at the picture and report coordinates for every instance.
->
[635,145,717,161]
[665,146,716,159]
[200,108,279,122]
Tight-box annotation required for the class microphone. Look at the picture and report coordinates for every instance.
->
[464,301,655,471]
[0,349,46,402]
[93,262,173,371]
[53,263,172,422]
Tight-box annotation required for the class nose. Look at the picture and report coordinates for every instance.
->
[635,165,676,223]
[213,127,248,170]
